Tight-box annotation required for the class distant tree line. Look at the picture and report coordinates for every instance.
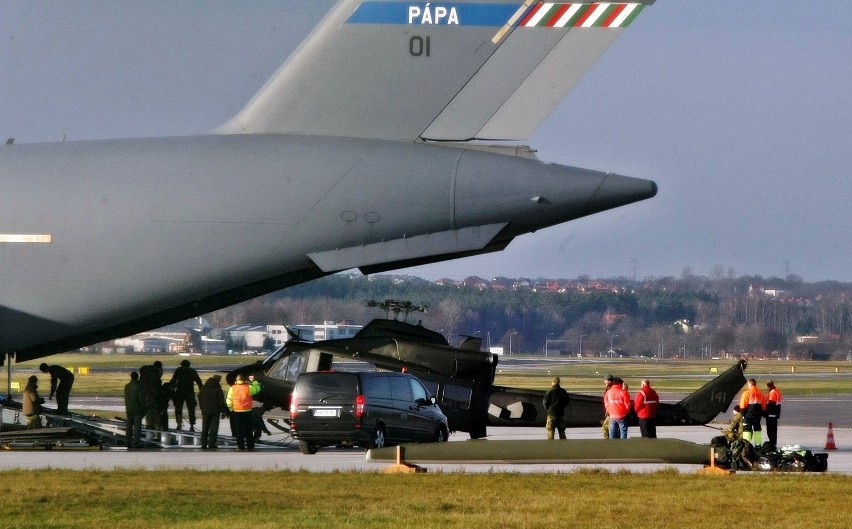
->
[205,271,852,360]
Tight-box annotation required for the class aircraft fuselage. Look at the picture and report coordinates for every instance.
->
[0,135,656,359]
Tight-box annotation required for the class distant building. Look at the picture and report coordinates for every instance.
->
[223,324,268,351]
[290,321,363,342]
[114,331,185,353]
[141,338,171,353]
[267,321,363,347]
[267,325,290,348]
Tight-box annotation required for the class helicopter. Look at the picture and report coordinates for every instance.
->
[229,302,746,439]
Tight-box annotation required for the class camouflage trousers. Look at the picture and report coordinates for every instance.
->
[546,415,567,440]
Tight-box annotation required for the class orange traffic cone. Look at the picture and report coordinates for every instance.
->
[825,422,837,450]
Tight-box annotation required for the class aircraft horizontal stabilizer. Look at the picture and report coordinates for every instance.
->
[357,238,513,277]
[307,223,508,273]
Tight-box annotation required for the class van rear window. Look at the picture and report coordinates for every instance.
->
[297,373,358,402]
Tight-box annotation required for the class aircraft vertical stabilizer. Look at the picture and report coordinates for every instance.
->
[216,0,654,142]
[678,360,748,424]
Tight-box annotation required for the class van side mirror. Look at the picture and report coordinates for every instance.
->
[415,397,431,407]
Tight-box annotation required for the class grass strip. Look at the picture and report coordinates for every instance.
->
[0,469,850,529]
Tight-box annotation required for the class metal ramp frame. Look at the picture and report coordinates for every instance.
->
[142,427,239,449]
[2,401,292,450]
[45,411,244,449]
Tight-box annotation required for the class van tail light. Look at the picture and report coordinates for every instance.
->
[355,394,366,419]
[289,394,298,418]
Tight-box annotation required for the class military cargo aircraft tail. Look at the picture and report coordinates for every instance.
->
[217,0,654,142]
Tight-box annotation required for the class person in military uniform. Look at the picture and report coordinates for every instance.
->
[169,359,203,431]
[601,374,614,439]
[158,381,173,431]
[123,371,146,449]
[22,375,45,429]
[543,376,570,440]
[198,375,228,449]
[724,405,745,442]
[39,363,74,415]
[139,360,163,432]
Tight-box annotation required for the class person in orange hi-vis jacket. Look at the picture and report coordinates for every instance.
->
[765,380,783,447]
[635,379,659,439]
[738,378,766,446]
[604,378,631,439]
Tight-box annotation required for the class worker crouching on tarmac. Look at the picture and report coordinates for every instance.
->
[22,375,45,429]
[226,374,261,451]
[725,405,745,442]
[739,378,766,446]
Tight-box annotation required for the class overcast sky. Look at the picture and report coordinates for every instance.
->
[2,2,850,283]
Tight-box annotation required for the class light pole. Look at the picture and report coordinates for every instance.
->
[545,332,554,357]
[509,332,517,356]
[579,334,587,357]
[609,333,618,357]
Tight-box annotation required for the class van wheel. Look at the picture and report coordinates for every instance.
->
[299,441,318,455]
[370,424,386,449]
[434,424,449,443]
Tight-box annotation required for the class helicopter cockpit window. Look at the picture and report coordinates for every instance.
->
[410,379,429,403]
[420,380,439,399]
[442,384,472,411]
[267,353,305,382]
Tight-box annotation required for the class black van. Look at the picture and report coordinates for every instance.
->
[290,371,449,454]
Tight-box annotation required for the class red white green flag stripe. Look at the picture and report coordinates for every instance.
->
[520,2,645,28]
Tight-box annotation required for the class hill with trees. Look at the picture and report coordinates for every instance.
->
[205,270,852,360]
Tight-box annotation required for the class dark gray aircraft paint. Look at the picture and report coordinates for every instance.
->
[1,0,657,363]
